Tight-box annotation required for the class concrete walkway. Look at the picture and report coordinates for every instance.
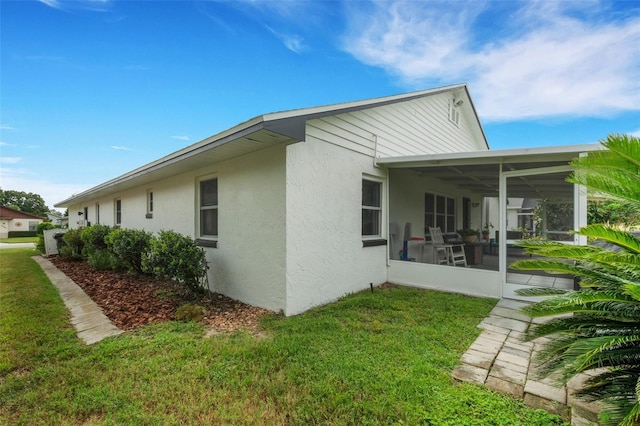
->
[452,298,601,425]
[32,256,124,344]
[0,242,36,249]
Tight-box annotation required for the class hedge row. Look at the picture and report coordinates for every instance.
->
[57,225,209,293]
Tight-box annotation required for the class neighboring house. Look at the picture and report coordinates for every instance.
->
[55,84,600,315]
[0,206,46,238]
[47,211,68,228]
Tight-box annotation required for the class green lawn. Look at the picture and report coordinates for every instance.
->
[0,236,37,243]
[0,248,566,425]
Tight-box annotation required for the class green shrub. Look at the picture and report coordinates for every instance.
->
[143,230,208,293]
[80,224,112,254]
[105,228,152,273]
[174,304,207,322]
[59,228,84,260]
[87,249,116,271]
[36,222,57,236]
[8,231,36,238]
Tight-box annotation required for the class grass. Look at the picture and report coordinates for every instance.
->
[0,236,37,243]
[0,248,567,425]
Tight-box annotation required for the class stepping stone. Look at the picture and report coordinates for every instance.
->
[452,364,489,385]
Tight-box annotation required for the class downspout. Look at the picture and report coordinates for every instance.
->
[371,133,391,267]
[372,134,380,168]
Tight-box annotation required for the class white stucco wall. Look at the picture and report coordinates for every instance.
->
[208,144,287,312]
[284,136,388,316]
[67,144,288,313]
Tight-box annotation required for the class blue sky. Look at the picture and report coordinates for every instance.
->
[1,0,639,211]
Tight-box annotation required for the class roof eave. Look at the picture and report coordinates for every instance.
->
[377,143,603,168]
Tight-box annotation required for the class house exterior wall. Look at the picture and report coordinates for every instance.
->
[58,89,490,316]
[0,207,45,237]
[68,144,288,313]
[306,92,486,160]
[211,144,287,312]
[284,135,387,316]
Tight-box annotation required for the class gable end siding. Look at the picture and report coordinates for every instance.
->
[306,93,486,159]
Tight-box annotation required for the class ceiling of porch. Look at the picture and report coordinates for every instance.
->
[412,163,574,199]
[379,144,601,200]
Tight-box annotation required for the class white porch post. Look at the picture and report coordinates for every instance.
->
[574,153,588,246]
[541,201,548,239]
[498,163,507,298]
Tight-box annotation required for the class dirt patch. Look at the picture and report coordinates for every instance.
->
[48,256,272,335]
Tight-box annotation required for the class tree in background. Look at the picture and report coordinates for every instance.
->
[588,199,640,228]
[512,134,640,425]
[0,189,50,216]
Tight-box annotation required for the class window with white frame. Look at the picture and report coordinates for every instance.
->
[199,178,218,238]
[114,199,122,226]
[425,192,456,234]
[362,179,382,237]
[146,190,154,218]
[95,203,100,224]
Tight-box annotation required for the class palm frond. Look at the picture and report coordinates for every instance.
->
[511,259,630,289]
[569,134,640,206]
[604,133,640,167]
[515,287,569,297]
[576,370,640,426]
[624,283,640,303]
[569,335,640,370]
[527,317,640,343]
[579,224,640,255]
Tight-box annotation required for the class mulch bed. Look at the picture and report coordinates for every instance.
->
[48,256,272,334]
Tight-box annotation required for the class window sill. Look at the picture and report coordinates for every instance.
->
[362,239,387,247]
[195,239,218,248]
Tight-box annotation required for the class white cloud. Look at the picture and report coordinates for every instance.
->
[630,129,640,138]
[39,0,111,12]
[266,26,306,53]
[342,1,640,121]
[171,135,190,141]
[111,145,133,151]
[0,142,16,147]
[0,125,17,131]
[0,157,21,164]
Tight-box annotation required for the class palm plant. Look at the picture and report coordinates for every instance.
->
[511,134,640,426]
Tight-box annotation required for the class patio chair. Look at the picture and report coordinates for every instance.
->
[428,227,467,267]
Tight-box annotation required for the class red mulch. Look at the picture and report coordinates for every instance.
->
[48,256,272,334]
